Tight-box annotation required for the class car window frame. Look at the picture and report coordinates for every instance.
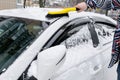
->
[43,17,116,50]
[42,17,94,49]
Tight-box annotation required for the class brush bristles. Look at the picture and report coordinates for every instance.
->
[46,13,68,18]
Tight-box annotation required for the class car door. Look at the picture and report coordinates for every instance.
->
[43,17,104,80]
[23,15,116,80]
[94,21,117,80]
[25,17,104,80]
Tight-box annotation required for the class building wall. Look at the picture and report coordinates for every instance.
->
[25,0,39,7]
[16,0,24,8]
[0,0,16,10]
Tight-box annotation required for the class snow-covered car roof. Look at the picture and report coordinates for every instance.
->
[0,8,117,25]
[0,8,62,22]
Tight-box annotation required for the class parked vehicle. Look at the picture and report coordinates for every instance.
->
[0,8,117,80]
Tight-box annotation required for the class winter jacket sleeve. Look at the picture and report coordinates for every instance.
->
[108,29,120,68]
[85,0,120,10]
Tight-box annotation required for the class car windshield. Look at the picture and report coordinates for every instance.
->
[0,17,50,73]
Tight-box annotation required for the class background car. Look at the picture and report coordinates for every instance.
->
[0,8,117,80]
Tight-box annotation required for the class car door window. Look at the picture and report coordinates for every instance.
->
[61,24,92,49]
[47,18,94,48]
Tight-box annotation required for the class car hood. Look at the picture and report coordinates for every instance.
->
[0,8,61,22]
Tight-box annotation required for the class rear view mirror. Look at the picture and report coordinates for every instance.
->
[37,45,66,80]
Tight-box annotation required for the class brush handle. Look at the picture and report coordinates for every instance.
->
[46,7,79,18]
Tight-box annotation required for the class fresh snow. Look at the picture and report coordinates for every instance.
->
[0,8,61,22]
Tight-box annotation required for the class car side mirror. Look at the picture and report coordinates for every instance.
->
[37,45,66,80]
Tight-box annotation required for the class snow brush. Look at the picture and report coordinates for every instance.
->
[46,7,80,18]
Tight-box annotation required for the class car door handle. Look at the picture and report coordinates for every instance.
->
[90,65,102,75]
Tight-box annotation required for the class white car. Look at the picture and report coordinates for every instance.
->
[0,8,117,80]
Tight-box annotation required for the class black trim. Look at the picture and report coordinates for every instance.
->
[88,18,99,47]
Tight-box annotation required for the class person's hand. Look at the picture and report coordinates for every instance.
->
[75,2,88,12]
